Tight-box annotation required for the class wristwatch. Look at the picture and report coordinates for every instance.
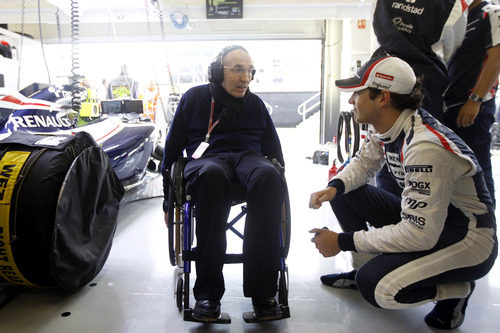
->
[469,93,484,103]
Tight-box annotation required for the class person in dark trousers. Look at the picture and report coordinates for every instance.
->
[309,56,497,330]
[371,0,470,207]
[443,0,500,207]
[161,45,286,321]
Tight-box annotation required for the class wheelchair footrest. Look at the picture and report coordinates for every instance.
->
[242,305,290,323]
[183,308,231,324]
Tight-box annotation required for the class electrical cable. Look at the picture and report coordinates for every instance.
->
[55,8,62,44]
[155,2,179,125]
[37,0,52,85]
[16,0,26,91]
[144,0,152,40]
[337,111,361,163]
[156,4,177,96]
[70,0,83,113]
[348,110,360,157]
[336,111,349,163]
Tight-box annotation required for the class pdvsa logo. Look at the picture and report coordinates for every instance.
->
[392,17,414,34]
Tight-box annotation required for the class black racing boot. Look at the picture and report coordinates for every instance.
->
[424,281,475,330]
[320,269,357,289]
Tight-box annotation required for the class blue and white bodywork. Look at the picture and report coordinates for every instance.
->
[0,85,163,193]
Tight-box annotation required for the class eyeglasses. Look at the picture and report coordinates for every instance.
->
[224,65,256,77]
[353,88,368,98]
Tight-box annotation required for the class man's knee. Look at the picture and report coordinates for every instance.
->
[195,163,231,185]
[187,163,232,202]
[249,165,284,194]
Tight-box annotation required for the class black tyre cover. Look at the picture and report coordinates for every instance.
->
[0,131,124,291]
[51,145,124,291]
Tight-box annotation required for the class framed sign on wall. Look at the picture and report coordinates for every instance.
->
[206,0,243,19]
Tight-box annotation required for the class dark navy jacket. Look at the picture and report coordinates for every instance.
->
[372,0,458,119]
[161,84,284,182]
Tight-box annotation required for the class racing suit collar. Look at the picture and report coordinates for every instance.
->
[375,109,415,143]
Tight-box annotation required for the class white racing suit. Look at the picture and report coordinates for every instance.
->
[328,108,497,309]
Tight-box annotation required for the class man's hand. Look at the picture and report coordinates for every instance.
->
[309,187,337,209]
[309,228,341,257]
[456,100,480,128]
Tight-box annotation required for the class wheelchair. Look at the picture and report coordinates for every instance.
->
[166,156,291,324]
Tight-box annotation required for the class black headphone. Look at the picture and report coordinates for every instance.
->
[208,45,252,84]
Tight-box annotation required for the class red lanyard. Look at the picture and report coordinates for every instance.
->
[205,97,219,142]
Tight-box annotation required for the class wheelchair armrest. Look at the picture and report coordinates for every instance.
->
[169,157,187,205]
[266,156,285,178]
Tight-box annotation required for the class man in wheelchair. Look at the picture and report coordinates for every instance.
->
[161,45,286,322]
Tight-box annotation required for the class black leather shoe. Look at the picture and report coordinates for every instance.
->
[193,299,221,320]
[252,297,280,319]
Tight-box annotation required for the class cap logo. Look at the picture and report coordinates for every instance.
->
[375,72,394,81]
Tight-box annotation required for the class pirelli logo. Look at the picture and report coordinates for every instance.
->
[0,151,38,286]
[405,165,433,173]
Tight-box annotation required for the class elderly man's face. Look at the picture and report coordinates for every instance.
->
[221,49,254,98]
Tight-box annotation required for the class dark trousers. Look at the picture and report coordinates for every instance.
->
[444,99,496,207]
[184,151,285,301]
[330,184,497,309]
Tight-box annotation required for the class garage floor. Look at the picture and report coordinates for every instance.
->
[1,125,499,333]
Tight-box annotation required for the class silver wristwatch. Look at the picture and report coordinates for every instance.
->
[469,93,484,103]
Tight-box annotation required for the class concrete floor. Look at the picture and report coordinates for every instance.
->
[0,125,499,333]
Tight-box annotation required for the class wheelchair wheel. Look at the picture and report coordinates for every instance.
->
[167,159,186,267]
[278,268,289,306]
[282,185,292,258]
[167,185,176,266]
[176,277,184,312]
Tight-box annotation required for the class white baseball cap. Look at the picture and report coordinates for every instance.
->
[335,56,416,94]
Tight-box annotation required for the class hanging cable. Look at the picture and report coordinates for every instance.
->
[55,8,62,44]
[37,0,52,85]
[70,0,83,113]
[154,1,178,125]
[158,9,177,96]
[144,0,153,40]
[154,4,168,121]
[16,0,26,91]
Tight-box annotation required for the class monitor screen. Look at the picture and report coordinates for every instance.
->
[101,100,143,114]
[101,100,122,114]
[206,0,243,19]
[123,100,143,114]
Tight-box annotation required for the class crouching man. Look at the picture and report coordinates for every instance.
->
[309,56,497,330]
